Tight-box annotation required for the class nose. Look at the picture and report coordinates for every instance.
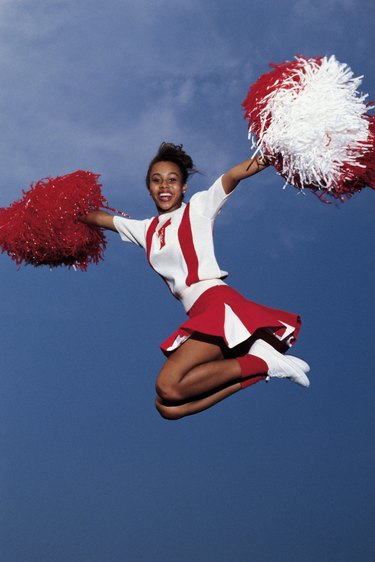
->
[160,179,172,189]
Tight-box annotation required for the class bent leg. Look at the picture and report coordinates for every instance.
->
[156,336,241,403]
[155,335,266,415]
[155,382,242,420]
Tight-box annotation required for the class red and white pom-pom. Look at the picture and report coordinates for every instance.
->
[0,170,107,270]
[242,55,375,200]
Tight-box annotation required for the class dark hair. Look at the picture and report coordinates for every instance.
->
[145,142,197,188]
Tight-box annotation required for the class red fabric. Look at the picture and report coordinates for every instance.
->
[237,354,268,377]
[160,285,301,355]
[157,218,171,250]
[240,375,267,389]
[178,204,199,287]
[0,170,107,270]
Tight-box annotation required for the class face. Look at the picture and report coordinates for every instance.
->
[148,161,187,214]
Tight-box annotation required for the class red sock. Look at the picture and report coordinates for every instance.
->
[237,354,268,376]
[240,375,267,389]
[236,354,268,390]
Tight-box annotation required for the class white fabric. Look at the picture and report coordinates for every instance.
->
[178,279,227,313]
[165,334,190,353]
[113,176,232,311]
[112,216,150,248]
[223,304,252,348]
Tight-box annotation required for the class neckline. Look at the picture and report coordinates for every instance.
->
[157,201,186,218]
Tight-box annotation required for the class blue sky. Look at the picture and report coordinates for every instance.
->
[0,1,374,561]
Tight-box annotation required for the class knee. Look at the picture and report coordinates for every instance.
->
[155,368,184,403]
[155,380,183,403]
[155,398,183,421]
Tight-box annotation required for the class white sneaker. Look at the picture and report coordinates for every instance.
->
[288,356,310,373]
[249,339,310,388]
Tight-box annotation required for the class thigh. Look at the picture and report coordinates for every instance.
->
[158,335,225,383]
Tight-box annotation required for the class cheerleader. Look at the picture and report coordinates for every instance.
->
[85,143,310,419]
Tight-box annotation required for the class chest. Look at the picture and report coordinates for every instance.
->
[146,204,215,268]
[147,205,185,252]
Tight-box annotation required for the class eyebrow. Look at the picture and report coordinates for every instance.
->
[151,172,180,178]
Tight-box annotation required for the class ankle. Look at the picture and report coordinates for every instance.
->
[240,374,267,389]
[236,354,268,378]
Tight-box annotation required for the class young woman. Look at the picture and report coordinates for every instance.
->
[85,143,310,420]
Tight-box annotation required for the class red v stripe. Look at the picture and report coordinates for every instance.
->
[145,216,175,297]
[157,218,171,249]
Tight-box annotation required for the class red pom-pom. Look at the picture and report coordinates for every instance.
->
[0,170,107,270]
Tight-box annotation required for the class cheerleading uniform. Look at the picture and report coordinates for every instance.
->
[113,176,301,355]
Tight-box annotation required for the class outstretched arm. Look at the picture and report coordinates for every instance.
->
[222,154,269,194]
[82,210,117,232]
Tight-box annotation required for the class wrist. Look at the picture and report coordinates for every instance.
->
[256,154,270,167]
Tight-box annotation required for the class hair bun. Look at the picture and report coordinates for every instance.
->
[156,142,195,173]
[146,142,197,187]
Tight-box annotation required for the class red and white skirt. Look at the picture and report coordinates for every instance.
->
[160,285,301,356]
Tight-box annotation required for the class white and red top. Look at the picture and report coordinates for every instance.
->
[113,176,231,312]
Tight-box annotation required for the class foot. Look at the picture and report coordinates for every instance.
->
[249,339,310,388]
[288,356,310,373]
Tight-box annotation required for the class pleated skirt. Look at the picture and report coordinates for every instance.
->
[160,285,301,356]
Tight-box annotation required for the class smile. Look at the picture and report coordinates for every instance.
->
[159,192,173,201]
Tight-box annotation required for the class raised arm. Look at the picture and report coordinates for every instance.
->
[221,154,270,194]
[82,210,117,232]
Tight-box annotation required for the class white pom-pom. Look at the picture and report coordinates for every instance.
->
[243,55,375,200]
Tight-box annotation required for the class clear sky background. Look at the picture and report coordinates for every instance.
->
[0,1,374,561]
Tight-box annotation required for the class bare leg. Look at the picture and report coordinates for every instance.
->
[156,337,242,402]
[155,383,241,420]
[155,336,264,419]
